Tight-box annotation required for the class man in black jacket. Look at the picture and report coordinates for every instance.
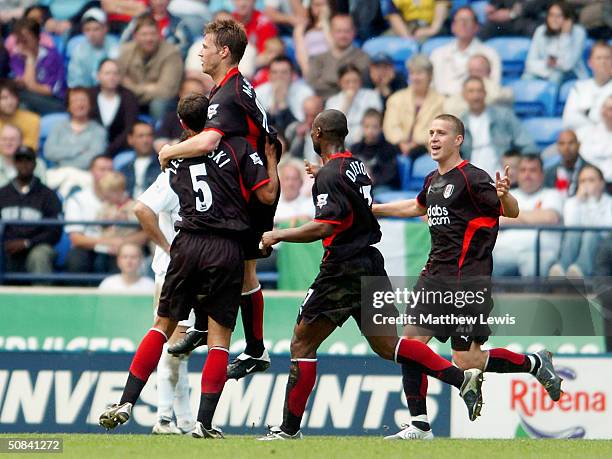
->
[0,146,62,281]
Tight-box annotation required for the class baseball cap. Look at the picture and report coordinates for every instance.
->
[81,7,107,25]
[14,146,36,161]
[370,52,393,65]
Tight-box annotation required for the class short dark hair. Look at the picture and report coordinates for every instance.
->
[178,93,209,133]
[98,58,118,72]
[502,149,522,158]
[453,6,478,24]
[362,108,382,124]
[89,154,112,170]
[66,86,91,111]
[520,153,544,171]
[338,63,361,80]
[129,120,153,135]
[133,13,157,33]
[204,19,248,65]
[270,55,294,72]
[463,76,485,89]
[12,17,40,39]
[315,109,349,143]
[434,114,465,138]
[0,79,19,99]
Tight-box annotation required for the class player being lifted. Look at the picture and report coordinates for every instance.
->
[99,93,280,438]
[373,114,563,440]
[258,110,484,440]
[158,18,282,379]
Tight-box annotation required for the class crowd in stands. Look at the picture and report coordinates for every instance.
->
[0,0,609,286]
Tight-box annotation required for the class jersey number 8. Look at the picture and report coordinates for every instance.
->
[189,163,213,212]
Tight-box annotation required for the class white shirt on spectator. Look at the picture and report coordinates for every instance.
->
[562,78,612,130]
[274,194,314,224]
[137,171,180,276]
[430,38,502,96]
[576,122,612,182]
[495,187,564,254]
[97,93,121,128]
[467,111,500,178]
[98,274,155,293]
[133,156,152,198]
[64,187,103,237]
[564,193,612,227]
[256,78,314,122]
[325,88,383,147]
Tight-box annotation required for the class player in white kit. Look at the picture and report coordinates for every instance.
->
[134,172,202,434]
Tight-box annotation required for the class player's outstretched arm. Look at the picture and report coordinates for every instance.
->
[133,201,171,254]
[158,130,223,170]
[496,166,519,218]
[261,221,334,248]
[372,199,427,218]
[254,138,280,205]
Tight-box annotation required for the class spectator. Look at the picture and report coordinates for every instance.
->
[325,63,383,146]
[383,54,444,158]
[0,40,8,78]
[117,13,183,121]
[544,129,588,196]
[98,242,155,292]
[154,78,208,153]
[285,94,324,163]
[90,59,140,157]
[549,164,612,277]
[97,171,140,240]
[232,0,278,55]
[293,0,333,75]
[263,0,307,33]
[4,5,56,57]
[64,155,140,275]
[305,14,370,100]
[0,79,40,150]
[479,0,553,40]
[68,8,120,89]
[445,54,513,117]
[342,0,388,42]
[523,2,588,84]
[0,1,36,34]
[351,109,400,191]
[493,154,563,277]
[576,95,612,187]
[0,146,61,281]
[167,0,212,38]
[120,0,192,58]
[251,36,287,87]
[0,124,46,187]
[381,0,449,40]
[431,7,501,98]
[44,87,108,170]
[364,52,407,107]
[461,77,538,178]
[256,56,314,137]
[569,0,612,40]
[274,158,314,226]
[101,0,147,35]
[8,17,65,114]
[562,41,612,131]
[501,149,521,189]
[119,121,159,198]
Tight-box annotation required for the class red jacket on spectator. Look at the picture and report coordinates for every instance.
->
[233,9,277,54]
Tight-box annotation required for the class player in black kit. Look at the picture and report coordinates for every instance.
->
[257,110,485,441]
[373,114,563,440]
[99,93,280,439]
[158,18,281,379]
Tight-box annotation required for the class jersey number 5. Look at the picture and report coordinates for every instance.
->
[360,185,372,206]
[189,163,213,212]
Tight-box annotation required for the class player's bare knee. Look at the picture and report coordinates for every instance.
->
[153,315,178,337]
[452,350,486,370]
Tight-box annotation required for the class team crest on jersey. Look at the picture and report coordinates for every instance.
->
[316,193,328,208]
[443,184,454,199]
[207,104,220,119]
[250,152,263,166]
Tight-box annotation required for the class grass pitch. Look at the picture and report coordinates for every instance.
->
[1,434,612,459]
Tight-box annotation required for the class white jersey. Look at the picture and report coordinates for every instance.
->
[137,171,181,276]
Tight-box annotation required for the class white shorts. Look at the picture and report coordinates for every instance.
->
[155,273,195,328]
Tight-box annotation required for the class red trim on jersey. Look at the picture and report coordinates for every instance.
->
[458,217,497,270]
[246,115,260,150]
[457,159,469,169]
[204,127,225,137]
[329,151,352,160]
[251,178,270,191]
[313,218,342,225]
[322,210,354,248]
[218,67,240,88]
[224,140,250,202]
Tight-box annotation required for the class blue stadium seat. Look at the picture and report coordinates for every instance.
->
[39,112,70,149]
[557,79,576,115]
[486,37,531,79]
[408,154,436,190]
[65,34,86,60]
[362,37,419,72]
[53,231,71,269]
[509,80,557,118]
[420,36,454,56]
[521,117,563,151]
[113,150,135,170]
[281,36,296,65]
[470,1,490,25]
[51,33,66,56]
[451,0,471,14]
[396,155,412,191]
[376,190,418,203]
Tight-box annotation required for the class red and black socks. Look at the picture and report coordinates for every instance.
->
[281,359,317,435]
[197,346,229,429]
[486,348,540,374]
[401,363,431,431]
[240,286,265,358]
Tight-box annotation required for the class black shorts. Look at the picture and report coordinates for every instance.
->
[298,246,394,329]
[158,231,244,330]
[243,189,280,260]
[406,275,493,351]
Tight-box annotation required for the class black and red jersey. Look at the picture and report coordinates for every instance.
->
[416,160,503,277]
[168,137,269,235]
[312,152,381,263]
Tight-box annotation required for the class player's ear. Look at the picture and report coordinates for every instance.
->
[219,45,230,60]
[455,134,464,147]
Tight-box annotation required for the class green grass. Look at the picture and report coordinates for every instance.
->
[1,434,612,459]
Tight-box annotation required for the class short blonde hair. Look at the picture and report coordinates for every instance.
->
[99,171,126,194]
[278,158,305,181]
[406,53,433,75]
